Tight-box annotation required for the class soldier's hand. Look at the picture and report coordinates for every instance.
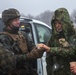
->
[70,62,76,74]
[37,43,50,52]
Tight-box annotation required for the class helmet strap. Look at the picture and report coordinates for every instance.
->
[5,22,19,34]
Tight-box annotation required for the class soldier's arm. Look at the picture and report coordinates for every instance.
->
[17,44,50,61]
[47,36,76,57]
[0,35,44,60]
[21,31,50,59]
[49,46,76,57]
[26,44,50,59]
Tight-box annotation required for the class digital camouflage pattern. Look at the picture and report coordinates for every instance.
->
[46,8,76,75]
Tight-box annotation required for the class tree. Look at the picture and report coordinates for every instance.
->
[26,10,54,26]
[70,9,76,23]
[27,14,35,19]
[35,10,54,26]
[70,9,76,29]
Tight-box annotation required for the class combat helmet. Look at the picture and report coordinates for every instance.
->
[2,8,20,24]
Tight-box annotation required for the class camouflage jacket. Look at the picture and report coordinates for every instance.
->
[46,7,76,75]
[0,30,44,75]
[0,44,16,75]
[47,8,76,58]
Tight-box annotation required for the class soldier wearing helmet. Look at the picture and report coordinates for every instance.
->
[46,8,76,75]
[2,8,20,23]
[2,8,20,33]
[0,8,50,75]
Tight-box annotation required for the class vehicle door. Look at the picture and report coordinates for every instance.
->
[33,23,52,75]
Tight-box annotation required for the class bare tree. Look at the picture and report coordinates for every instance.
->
[27,14,35,19]
[71,10,76,23]
[35,10,54,26]
[26,10,54,26]
[70,9,76,28]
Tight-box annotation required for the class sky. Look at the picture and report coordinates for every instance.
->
[0,0,76,16]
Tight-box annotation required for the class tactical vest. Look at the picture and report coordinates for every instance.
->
[0,31,28,54]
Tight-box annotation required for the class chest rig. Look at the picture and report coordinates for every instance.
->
[1,31,28,54]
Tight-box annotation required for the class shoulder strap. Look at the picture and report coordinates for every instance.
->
[18,31,34,52]
[18,31,28,53]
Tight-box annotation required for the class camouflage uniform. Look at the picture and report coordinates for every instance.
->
[46,8,76,75]
[0,31,44,75]
[0,44,16,75]
[0,8,45,75]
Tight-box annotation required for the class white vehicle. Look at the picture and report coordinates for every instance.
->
[0,16,52,75]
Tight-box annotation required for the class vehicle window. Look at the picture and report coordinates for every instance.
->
[19,22,34,42]
[34,23,52,44]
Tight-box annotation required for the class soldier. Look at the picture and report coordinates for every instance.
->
[0,8,50,75]
[46,8,76,75]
